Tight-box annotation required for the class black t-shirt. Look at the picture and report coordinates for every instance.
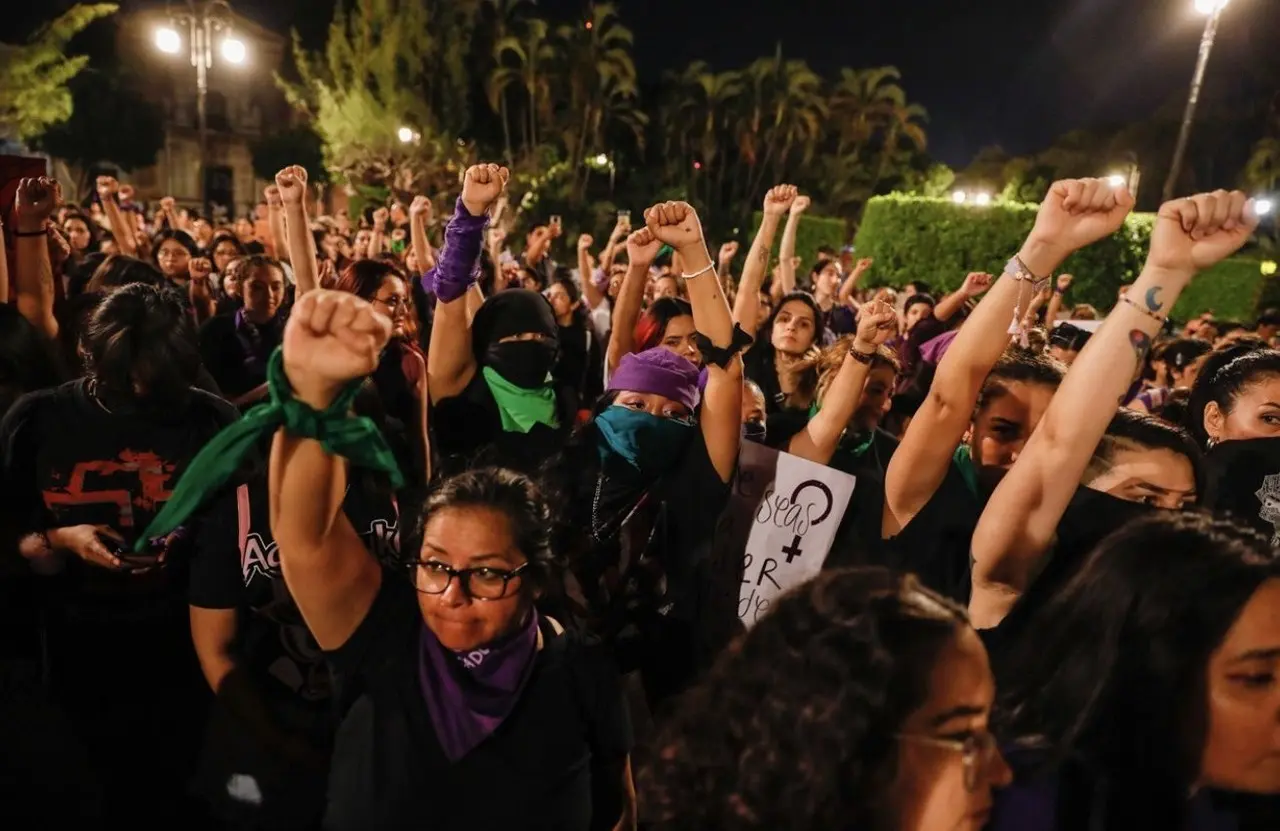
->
[553,318,604,414]
[0,379,238,621]
[189,475,401,723]
[323,575,632,831]
[199,312,284,400]
[432,372,573,476]
[877,457,981,603]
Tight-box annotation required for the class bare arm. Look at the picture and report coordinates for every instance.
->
[13,178,59,338]
[838,258,872,309]
[647,202,742,483]
[1045,274,1070,324]
[276,166,319,296]
[606,230,661,373]
[95,177,137,258]
[578,234,605,311]
[788,302,896,464]
[969,189,1257,628]
[773,197,807,302]
[270,291,395,650]
[733,185,796,331]
[265,186,288,262]
[409,197,436,274]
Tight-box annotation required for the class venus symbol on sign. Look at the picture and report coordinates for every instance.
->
[779,479,836,564]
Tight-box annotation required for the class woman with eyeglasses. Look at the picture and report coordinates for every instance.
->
[639,567,1012,830]
[269,290,634,830]
[335,258,430,486]
[427,164,575,475]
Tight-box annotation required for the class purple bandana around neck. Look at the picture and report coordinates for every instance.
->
[233,308,278,377]
[417,609,540,762]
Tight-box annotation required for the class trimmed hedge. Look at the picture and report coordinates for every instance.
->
[852,193,1270,321]
[750,211,848,279]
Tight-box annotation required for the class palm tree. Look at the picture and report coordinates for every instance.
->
[481,0,533,163]
[554,3,643,201]
[490,17,554,157]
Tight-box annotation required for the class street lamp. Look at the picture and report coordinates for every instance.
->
[397,126,415,144]
[153,0,248,213]
[951,190,967,204]
[1162,0,1232,202]
[974,192,992,206]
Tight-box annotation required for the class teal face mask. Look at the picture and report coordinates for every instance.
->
[595,406,694,474]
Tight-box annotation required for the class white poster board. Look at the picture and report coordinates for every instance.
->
[708,442,857,630]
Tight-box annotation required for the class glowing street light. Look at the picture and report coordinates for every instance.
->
[951,190,967,204]
[155,26,182,54]
[220,36,246,65]
[397,126,415,144]
[1256,198,1275,217]
[594,153,609,166]
[974,192,992,206]
[1261,261,1278,277]
[1163,0,1233,201]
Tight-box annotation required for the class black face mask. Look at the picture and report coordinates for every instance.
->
[1056,485,1156,564]
[484,339,558,389]
[743,420,767,444]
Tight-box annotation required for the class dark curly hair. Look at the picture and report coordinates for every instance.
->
[398,466,560,593]
[639,567,969,830]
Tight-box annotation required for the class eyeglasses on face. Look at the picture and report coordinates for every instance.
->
[404,560,530,600]
[894,731,1000,792]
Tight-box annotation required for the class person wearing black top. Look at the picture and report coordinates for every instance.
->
[200,254,289,405]
[548,273,605,418]
[188,471,400,829]
[0,282,239,824]
[268,286,634,831]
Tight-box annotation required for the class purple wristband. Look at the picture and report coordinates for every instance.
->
[421,196,489,303]
[591,267,609,294]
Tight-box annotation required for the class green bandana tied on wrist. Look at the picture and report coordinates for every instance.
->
[135,347,405,552]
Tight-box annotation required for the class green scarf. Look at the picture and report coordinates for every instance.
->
[952,443,980,497]
[481,366,560,434]
[135,347,404,552]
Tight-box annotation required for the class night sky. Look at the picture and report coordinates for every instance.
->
[7,0,1280,166]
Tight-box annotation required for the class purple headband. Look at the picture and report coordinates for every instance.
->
[609,348,701,412]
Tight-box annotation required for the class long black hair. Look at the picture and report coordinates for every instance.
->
[997,512,1279,828]
[1187,343,1280,446]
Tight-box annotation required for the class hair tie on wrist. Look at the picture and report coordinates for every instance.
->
[692,323,754,369]
[134,347,403,552]
[14,228,47,237]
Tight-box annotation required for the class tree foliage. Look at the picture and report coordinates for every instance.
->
[250,125,329,185]
[280,0,927,234]
[37,67,164,192]
[0,3,118,143]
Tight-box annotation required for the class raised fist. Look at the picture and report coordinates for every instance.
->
[718,241,740,263]
[16,177,58,231]
[119,184,136,201]
[1027,178,1134,265]
[789,195,812,216]
[960,271,994,299]
[372,207,390,229]
[577,233,594,252]
[460,163,509,218]
[160,196,177,212]
[643,201,705,251]
[274,166,308,205]
[763,184,798,217]
[1056,273,1073,292]
[626,227,662,269]
[190,256,213,281]
[1147,190,1259,277]
[409,196,432,223]
[283,290,392,409]
[96,176,119,199]
[854,257,873,273]
[264,185,283,209]
[854,299,897,350]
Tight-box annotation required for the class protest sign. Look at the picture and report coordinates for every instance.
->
[705,442,856,634]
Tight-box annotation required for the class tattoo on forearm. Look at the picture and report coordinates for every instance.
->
[1144,286,1163,312]
[1129,329,1151,365]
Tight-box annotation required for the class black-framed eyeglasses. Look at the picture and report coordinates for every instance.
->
[372,295,409,315]
[405,560,530,600]
[894,731,999,792]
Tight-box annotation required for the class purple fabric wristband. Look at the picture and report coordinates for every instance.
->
[421,196,490,303]
[591,267,610,295]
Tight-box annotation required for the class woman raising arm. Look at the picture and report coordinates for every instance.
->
[969,190,1259,629]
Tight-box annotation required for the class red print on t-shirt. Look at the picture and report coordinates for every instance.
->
[43,450,177,528]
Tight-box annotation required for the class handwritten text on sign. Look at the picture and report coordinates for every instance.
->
[723,442,856,628]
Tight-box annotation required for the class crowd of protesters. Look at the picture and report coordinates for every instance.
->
[1,161,1279,831]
